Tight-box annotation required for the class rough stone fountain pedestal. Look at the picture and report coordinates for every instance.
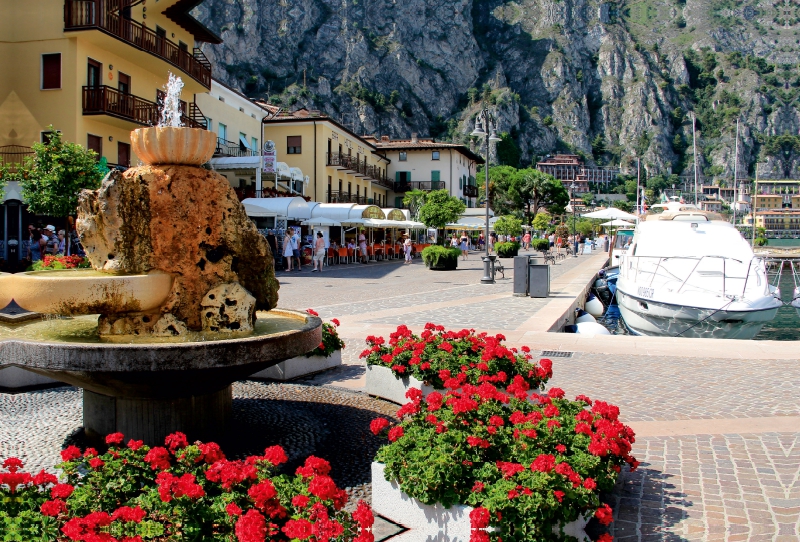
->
[0,126,321,445]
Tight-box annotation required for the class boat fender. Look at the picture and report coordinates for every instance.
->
[575,308,597,323]
[564,324,578,333]
[575,322,611,336]
[585,296,605,317]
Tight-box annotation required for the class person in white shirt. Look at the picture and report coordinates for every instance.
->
[291,229,301,271]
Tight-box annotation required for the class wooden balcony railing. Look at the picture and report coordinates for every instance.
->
[326,153,392,188]
[82,86,207,128]
[64,0,212,89]
[327,191,373,205]
[0,145,33,171]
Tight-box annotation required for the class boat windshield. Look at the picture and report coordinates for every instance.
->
[614,230,634,249]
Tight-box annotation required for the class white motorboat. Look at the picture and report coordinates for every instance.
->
[615,207,781,339]
[610,226,635,269]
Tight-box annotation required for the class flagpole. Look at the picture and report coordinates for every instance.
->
[752,163,759,247]
[636,158,641,219]
[733,119,739,226]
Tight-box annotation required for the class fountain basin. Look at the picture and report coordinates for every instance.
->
[0,309,322,444]
[131,126,216,166]
[0,273,12,309]
[7,269,173,316]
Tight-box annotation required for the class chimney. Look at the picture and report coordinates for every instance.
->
[381,135,390,142]
[411,133,418,143]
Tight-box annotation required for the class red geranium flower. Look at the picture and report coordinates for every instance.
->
[40,500,67,517]
[387,426,404,442]
[595,503,614,525]
[469,507,491,529]
[105,432,124,446]
[235,510,267,542]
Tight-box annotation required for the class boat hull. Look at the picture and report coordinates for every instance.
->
[616,289,780,340]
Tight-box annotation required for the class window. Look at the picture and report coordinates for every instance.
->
[41,130,57,143]
[432,151,440,160]
[41,53,61,90]
[178,41,188,52]
[251,137,258,153]
[87,58,102,88]
[87,134,102,158]
[118,142,130,167]
[431,170,440,183]
[396,171,411,183]
[205,117,213,131]
[348,182,352,195]
[118,72,130,94]
[399,152,407,161]
[287,136,302,154]
[218,123,227,141]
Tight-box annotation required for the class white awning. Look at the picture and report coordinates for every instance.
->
[241,197,312,219]
[310,203,357,220]
[209,155,260,170]
[289,167,303,181]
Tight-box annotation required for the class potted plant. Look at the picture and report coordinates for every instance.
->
[532,238,550,254]
[495,241,521,258]
[361,323,552,404]
[421,246,461,270]
[370,378,637,541]
[29,255,92,271]
[0,432,374,541]
[251,309,344,380]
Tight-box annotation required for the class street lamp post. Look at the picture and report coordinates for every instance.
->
[570,182,578,257]
[471,107,502,284]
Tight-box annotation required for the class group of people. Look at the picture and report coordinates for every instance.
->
[26,224,66,262]
[449,231,471,260]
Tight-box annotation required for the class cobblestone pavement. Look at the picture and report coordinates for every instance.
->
[3,250,799,540]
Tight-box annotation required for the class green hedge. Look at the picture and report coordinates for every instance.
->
[495,241,520,258]
[532,239,550,252]
[422,246,461,270]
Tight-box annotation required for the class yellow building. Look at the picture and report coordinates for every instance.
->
[260,109,392,206]
[751,195,783,210]
[0,0,220,166]
[751,211,800,234]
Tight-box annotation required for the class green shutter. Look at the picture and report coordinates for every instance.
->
[432,170,440,182]
[395,171,400,182]
[395,196,404,208]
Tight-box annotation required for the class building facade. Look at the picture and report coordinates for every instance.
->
[536,154,618,193]
[0,0,220,265]
[362,135,483,209]
[260,110,393,206]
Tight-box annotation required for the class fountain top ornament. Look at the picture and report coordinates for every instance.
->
[159,72,185,128]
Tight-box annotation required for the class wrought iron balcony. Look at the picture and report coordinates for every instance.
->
[327,191,373,205]
[82,86,207,128]
[215,137,258,158]
[326,153,392,188]
[393,181,446,193]
[463,185,479,198]
[65,0,212,89]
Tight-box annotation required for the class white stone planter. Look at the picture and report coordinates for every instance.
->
[0,366,59,389]
[249,350,342,381]
[372,462,589,541]
[365,364,435,404]
[365,363,546,405]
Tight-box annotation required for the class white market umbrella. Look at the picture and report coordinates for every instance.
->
[582,208,638,221]
[301,217,341,227]
[599,219,634,227]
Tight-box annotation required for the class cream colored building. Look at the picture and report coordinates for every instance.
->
[362,135,484,209]
[260,110,392,206]
[0,0,221,264]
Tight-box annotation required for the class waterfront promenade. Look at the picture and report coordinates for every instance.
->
[1,251,797,540]
[279,252,800,541]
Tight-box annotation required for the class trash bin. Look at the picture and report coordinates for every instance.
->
[528,261,550,298]
[513,256,530,296]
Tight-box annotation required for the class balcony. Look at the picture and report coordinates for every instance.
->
[393,181,446,193]
[326,153,393,189]
[0,145,33,172]
[64,0,212,89]
[82,86,207,128]
[463,185,479,198]
[215,137,258,158]
[327,191,374,205]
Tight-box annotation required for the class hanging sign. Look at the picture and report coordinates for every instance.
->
[262,140,277,173]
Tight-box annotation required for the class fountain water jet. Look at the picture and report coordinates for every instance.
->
[0,75,320,445]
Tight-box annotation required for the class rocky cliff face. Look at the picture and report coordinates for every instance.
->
[195,0,800,180]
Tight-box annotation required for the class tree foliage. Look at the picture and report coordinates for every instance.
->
[402,189,428,221]
[492,215,523,237]
[532,211,551,232]
[20,128,107,217]
[418,189,466,231]
[477,167,569,225]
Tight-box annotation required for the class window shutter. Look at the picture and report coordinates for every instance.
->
[42,53,61,89]
[287,136,302,147]
[395,171,399,182]
[431,171,440,182]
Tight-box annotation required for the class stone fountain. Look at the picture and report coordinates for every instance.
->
[0,75,320,445]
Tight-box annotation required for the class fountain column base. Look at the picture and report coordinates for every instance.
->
[83,387,232,446]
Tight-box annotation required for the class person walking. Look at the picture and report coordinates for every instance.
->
[282,229,294,272]
[578,233,586,255]
[312,231,326,272]
[266,230,278,259]
[358,229,368,264]
[522,231,531,250]
[459,231,469,260]
[291,228,302,270]
[403,235,413,264]
[28,228,45,263]
[548,232,555,249]
[57,230,66,254]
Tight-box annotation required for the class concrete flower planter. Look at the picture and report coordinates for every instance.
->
[365,364,435,404]
[131,126,216,166]
[365,364,546,405]
[250,350,342,381]
[372,462,589,541]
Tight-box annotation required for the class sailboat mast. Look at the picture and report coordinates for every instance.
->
[636,158,641,216]
[733,119,739,226]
